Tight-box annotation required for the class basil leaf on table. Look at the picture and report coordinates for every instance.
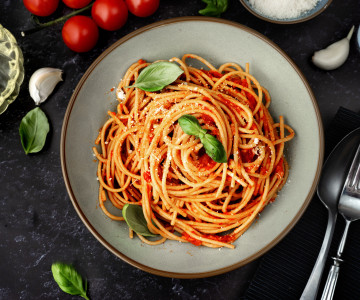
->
[122,204,158,237]
[127,61,184,92]
[51,262,89,300]
[178,114,227,163]
[199,0,228,17]
[19,107,49,154]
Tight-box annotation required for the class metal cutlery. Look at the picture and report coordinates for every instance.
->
[300,128,360,300]
[321,144,360,300]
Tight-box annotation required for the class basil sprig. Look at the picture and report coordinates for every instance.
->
[51,262,89,300]
[199,0,228,17]
[126,61,183,92]
[122,204,157,237]
[178,114,227,163]
[19,107,50,154]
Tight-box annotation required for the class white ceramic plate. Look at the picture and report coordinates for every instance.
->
[61,17,324,278]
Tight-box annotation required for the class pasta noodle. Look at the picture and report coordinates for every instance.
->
[93,54,295,249]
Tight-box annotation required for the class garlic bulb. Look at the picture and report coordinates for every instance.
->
[29,68,63,105]
[312,26,354,71]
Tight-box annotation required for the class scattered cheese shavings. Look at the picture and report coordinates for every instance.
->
[117,88,126,100]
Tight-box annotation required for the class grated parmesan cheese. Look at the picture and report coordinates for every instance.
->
[117,88,126,100]
[249,0,320,19]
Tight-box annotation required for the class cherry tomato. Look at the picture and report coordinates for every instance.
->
[62,16,99,52]
[23,0,59,16]
[125,0,159,17]
[91,0,128,31]
[62,0,92,9]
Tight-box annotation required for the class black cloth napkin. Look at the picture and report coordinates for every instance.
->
[244,107,360,300]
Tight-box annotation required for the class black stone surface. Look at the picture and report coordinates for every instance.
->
[1,0,359,299]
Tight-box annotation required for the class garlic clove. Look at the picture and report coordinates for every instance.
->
[312,26,354,71]
[29,68,63,105]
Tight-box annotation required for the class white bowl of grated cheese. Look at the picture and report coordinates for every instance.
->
[239,0,332,24]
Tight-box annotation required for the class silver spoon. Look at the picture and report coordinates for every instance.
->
[321,143,360,300]
[301,127,360,300]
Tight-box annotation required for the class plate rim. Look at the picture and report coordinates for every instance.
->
[60,16,324,278]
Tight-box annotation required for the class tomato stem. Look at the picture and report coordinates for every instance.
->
[21,3,94,37]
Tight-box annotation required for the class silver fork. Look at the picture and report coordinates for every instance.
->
[321,143,360,300]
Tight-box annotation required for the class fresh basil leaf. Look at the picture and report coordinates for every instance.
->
[122,204,157,237]
[51,262,89,300]
[199,0,228,17]
[200,133,227,163]
[178,114,227,163]
[178,114,206,137]
[19,107,49,154]
[127,61,183,92]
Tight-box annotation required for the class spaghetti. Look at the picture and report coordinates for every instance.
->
[93,54,294,249]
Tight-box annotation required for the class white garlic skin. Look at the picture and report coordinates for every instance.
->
[29,68,63,105]
[312,26,354,71]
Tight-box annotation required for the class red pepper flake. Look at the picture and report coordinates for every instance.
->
[138,59,147,65]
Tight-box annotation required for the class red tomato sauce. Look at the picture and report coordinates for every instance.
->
[261,112,270,134]
[143,171,151,183]
[229,77,257,110]
[202,233,236,243]
[274,158,284,178]
[202,96,211,102]
[198,153,217,170]
[202,70,223,79]
[260,158,271,175]
[182,232,202,246]
[218,95,243,114]
[200,113,215,126]
[240,149,255,163]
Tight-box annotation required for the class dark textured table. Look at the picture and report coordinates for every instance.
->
[1,0,360,299]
